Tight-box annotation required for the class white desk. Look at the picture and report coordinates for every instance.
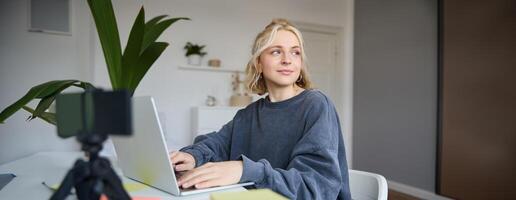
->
[0,152,244,199]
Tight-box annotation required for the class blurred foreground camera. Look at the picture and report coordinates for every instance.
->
[51,89,132,200]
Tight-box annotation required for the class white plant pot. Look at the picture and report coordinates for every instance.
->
[187,55,202,66]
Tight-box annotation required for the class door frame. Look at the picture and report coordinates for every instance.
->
[292,21,354,168]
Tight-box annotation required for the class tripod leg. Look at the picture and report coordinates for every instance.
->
[50,169,75,200]
[103,169,131,200]
[75,177,101,200]
[95,158,131,200]
[50,159,86,200]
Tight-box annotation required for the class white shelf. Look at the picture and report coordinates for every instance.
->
[178,64,244,73]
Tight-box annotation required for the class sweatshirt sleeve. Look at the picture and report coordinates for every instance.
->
[180,112,238,167]
[239,94,345,199]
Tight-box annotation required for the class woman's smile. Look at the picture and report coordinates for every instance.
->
[277,69,294,75]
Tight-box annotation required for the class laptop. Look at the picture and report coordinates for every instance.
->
[111,96,253,196]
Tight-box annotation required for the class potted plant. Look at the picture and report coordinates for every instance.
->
[184,42,207,65]
[0,0,189,137]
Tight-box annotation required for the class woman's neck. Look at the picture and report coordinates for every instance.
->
[267,85,304,102]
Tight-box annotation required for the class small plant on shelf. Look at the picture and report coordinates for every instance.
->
[184,42,207,65]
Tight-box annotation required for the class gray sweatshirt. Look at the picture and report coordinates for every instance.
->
[180,89,351,199]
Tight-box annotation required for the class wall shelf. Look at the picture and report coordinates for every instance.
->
[178,64,244,73]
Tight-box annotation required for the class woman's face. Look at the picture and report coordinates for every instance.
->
[258,30,302,90]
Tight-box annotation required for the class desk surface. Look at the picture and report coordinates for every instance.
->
[0,152,244,200]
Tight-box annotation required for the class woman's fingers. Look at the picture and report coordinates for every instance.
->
[182,172,218,188]
[194,179,222,189]
[178,163,214,186]
[169,151,181,164]
[169,151,195,171]
[176,161,242,189]
[174,163,193,171]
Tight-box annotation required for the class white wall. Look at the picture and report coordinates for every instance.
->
[0,0,354,166]
[0,0,93,164]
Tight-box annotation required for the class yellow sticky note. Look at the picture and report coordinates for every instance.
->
[50,183,60,190]
[123,182,147,192]
[210,189,288,200]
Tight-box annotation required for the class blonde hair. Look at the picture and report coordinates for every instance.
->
[245,18,312,95]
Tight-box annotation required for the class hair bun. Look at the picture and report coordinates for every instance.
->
[272,18,291,26]
[264,18,294,29]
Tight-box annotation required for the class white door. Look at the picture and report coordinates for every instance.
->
[300,30,338,101]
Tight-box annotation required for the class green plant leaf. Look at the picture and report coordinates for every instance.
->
[35,80,77,98]
[1,80,72,123]
[121,6,146,90]
[0,80,94,123]
[22,106,56,125]
[31,95,56,120]
[87,0,122,89]
[129,42,169,92]
[141,17,189,53]
[73,82,96,91]
[32,81,84,120]
[144,15,168,32]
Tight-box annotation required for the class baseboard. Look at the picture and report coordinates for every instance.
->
[387,180,454,200]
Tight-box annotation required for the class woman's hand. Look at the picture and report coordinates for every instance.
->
[169,151,196,172]
[177,161,243,189]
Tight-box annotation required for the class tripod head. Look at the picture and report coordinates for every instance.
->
[76,129,107,164]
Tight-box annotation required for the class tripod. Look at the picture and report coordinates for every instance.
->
[50,131,131,200]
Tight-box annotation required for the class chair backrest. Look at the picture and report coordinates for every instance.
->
[349,170,388,200]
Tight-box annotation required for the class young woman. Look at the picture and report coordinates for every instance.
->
[170,19,351,199]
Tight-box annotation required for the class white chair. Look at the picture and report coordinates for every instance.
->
[349,170,388,200]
